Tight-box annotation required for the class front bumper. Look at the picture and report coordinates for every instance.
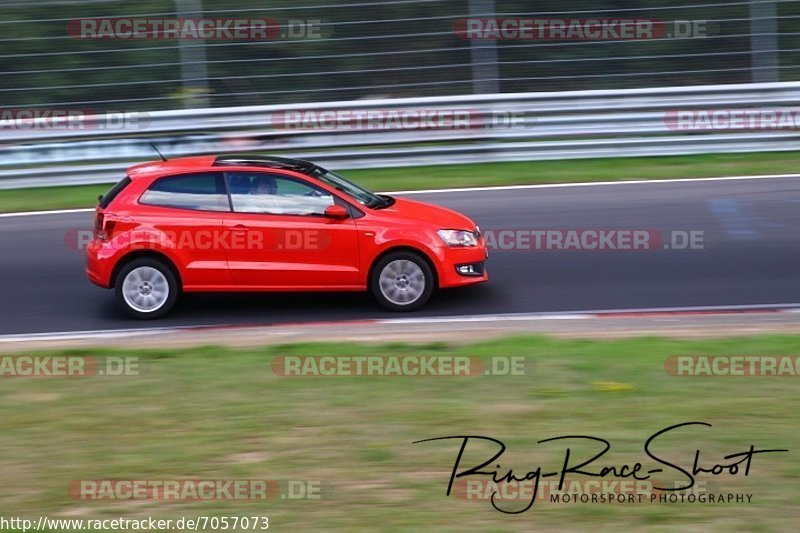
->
[436,245,489,288]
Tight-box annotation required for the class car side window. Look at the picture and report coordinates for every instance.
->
[226,172,335,216]
[140,172,229,212]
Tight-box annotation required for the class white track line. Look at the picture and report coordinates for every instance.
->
[381,313,593,323]
[0,327,186,343]
[1,173,798,218]
[384,173,800,195]
[380,303,800,324]
[0,207,95,218]
[0,325,294,343]
[2,303,800,343]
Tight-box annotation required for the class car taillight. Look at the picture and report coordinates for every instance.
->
[93,212,104,239]
[93,212,116,241]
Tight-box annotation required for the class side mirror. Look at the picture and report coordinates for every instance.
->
[324,205,350,220]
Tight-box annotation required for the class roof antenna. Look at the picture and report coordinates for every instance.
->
[149,142,167,162]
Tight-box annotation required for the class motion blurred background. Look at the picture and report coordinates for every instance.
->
[1,0,799,190]
[1,0,798,108]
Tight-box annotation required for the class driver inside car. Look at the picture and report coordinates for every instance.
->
[251,174,278,195]
[232,174,282,213]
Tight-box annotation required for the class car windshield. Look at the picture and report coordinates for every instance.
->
[310,167,387,208]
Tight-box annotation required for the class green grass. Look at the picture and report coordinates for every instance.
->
[1,151,798,213]
[1,334,798,531]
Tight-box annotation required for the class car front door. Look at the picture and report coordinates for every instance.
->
[137,171,234,288]
[222,171,361,288]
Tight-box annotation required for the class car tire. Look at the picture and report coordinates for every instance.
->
[114,257,178,319]
[370,251,434,311]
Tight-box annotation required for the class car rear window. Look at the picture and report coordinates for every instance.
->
[139,172,230,212]
[99,176,132,209]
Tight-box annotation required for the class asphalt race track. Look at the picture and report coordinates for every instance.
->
[1,176,799,335]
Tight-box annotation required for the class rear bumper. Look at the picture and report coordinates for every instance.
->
[85,240,113,288]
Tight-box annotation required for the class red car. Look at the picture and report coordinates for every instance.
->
[86,155,488,318]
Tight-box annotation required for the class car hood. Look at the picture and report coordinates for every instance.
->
[376,197,477,230]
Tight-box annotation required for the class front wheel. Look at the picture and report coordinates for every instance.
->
[370,252,435,311]
[114,258,178,319]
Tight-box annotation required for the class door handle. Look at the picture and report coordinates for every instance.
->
[230,224,248,233]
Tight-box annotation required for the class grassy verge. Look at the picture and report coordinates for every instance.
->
[1,151,798,214]
[0,334,798,530]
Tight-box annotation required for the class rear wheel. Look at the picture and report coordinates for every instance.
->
[370,251,434,311]
[114,258,178,319]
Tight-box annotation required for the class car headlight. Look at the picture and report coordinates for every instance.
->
[437,229,479,247]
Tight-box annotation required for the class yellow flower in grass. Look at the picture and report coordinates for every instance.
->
[592,381,636,392]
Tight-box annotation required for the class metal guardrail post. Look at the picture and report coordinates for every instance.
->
[467,0,499,94]
[750,0,779,83]
[176,0,210,108]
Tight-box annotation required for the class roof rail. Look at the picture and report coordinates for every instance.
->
[212,154,315,171]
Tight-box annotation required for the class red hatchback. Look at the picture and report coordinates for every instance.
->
[86,155,488,318]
